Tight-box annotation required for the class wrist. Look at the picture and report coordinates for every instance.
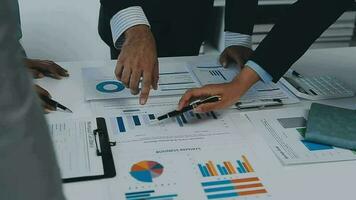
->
[231,66,260,96]
[124,25,150,39]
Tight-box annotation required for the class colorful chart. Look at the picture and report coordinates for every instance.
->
[130,161,164,182]
[198,155,254,177]
[125,190,178,200]
[96,80,125,93]
[201,177,268,199]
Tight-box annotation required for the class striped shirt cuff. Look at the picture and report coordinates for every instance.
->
[110,6,150,49]
[245,60,273,83]
[225,31,252,49]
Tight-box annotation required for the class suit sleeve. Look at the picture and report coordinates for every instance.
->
[225,0,258,35]
[250,0,354,82]
[100,0,144,19]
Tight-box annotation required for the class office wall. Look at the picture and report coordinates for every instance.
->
[19,0,110,62]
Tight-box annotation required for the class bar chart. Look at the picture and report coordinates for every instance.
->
[201,177,268,199]
[111,111,219,134]
[197,155,254,177]
[125,190,178,200]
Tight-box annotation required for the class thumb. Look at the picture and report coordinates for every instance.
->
[219,51,230,68]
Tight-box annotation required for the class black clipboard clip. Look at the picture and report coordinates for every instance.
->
[63,118,117,183]
[93,127,117,156]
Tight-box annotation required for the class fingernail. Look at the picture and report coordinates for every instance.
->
[140,98,147,105]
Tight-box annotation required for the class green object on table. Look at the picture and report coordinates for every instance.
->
[305,103,356,150]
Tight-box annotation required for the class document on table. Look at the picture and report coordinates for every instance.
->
[82,62,199,101]
[188,63,300,105]
[245,107,356,165]
[109,143,272,200]
[48,119,104,179]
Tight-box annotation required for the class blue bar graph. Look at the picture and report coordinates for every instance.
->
[217,165,225,175]
[116,117,126,133]
[125,190,178,200]
[202,166,210,177]
[132,116,141,126]
[222,167,229,175]
[237,160,247,173]
[176,117,183,127]
[207,192,238,199]
[148,114,155,120]
[199,164,208,177]
[180,114,188,124]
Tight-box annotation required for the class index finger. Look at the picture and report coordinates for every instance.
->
[139,71,152,105]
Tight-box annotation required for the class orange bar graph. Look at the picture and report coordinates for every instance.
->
[227,162,237,174]
[231,177,260,183]
[242,155,254,172]
[235,183,263,190]
[207,161,218,176]
[223,162,233,174]
[239,189,268,196]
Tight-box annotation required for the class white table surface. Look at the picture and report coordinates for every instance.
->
[37,47,356,200]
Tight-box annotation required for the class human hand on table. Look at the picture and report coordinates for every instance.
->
[114,25,159,105]
[178,67,261,113]
[34,84,55,113]
[25,58,69,79]
[219,45,253,68]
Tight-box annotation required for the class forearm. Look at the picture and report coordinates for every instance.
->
[251,0,353,82]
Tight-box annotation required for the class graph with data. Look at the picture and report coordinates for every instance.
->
[110,111,219,134]
[130,161,164,183]
[201,177,268,199]
[125,190,178,200]
[198,155,254,177]
[82,64,199,100]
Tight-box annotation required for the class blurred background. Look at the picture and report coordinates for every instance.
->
[19,0,356,62]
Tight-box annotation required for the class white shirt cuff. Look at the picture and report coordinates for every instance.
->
[110,6,150,49]
[245,60,273,83]
[225,31,252,49]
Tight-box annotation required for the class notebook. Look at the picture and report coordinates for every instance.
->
[305,103,356,150]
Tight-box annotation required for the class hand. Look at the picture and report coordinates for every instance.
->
[219,45,253,68]
[114,25,159,105]
[178,67,261,113]
[25,58,69,79]
[34,84,55,113]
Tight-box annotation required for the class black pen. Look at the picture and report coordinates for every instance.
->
[157,95,221,121]
[40,95,73,113]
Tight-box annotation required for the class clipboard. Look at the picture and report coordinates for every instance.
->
[63,118,116,183]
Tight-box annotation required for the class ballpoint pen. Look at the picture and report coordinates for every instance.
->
[235,99,283,109]
[40,94,73,113]
[157,95,221,121]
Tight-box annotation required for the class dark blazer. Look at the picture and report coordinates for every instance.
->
[99,0,214,58]
[227,0,353,82]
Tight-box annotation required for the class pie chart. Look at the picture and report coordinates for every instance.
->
[96,80,125,93]
[130,161,164,183]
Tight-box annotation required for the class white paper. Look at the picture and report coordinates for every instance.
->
[48,119,104,179]
[82,62,199,101]
[109,144,272,200]
[245,107,356,165]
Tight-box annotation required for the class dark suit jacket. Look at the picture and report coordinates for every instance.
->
[99,0,214,57]
[227,0,354,82]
